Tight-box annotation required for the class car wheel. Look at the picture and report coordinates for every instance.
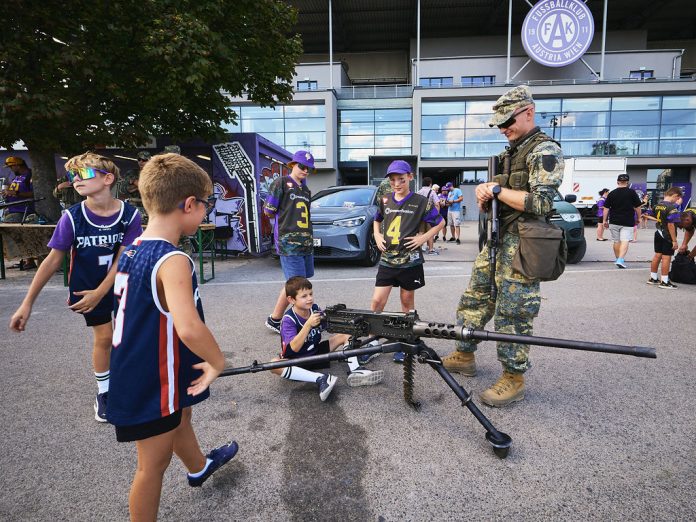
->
[360,233,380,266]
[566,238,587,264]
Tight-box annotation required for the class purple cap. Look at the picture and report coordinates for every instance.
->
[386,160,412,176]
[290,150,315,169]
[444,182,453,189]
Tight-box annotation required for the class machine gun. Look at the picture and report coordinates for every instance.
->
[221,305,655,459]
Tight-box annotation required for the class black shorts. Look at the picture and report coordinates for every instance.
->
[654,231,675,256]
[375,263,425,291]
[283,339,331,370]
[84,311,112,327]
[115,410,182,442]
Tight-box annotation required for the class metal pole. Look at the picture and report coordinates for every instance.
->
[329,0,333,90]
[506,0,512,84]
[600,0,607,80]
[416,0,421,86]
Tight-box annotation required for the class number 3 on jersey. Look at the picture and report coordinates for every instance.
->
[113,273,129,347]
[386,215,402,245]
[296,201,309,229]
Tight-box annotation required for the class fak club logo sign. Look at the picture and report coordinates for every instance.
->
[521,0,594,68]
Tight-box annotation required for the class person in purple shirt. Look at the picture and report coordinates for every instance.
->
[9,152,142,422]
[1,156,34,221]
[596,188,609,241]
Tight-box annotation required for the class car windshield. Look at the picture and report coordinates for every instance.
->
[311,188,375,208]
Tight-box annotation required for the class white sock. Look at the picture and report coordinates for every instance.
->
[650,272,658,280]
[95,371,109,394]
[661,275,669,283]
[281,366,324,383]
[188,458,213,478]
[347,356,360,372]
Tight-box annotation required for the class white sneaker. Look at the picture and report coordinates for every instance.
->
[347,367,384,387]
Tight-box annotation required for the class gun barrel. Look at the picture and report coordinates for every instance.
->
[412,322,656,358]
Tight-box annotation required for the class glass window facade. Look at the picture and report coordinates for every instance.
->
[421,95,696,159]
[339,108,412,162]
[222,104,326,160]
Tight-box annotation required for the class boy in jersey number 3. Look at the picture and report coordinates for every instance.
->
[9,153,142,422]
[109,154,238,520]
[371,160,444,362]
[264,150,316,334]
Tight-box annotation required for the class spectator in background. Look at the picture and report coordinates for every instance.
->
[602,174,642,269]
[445,181,464,245]
[2,157,34,223]
[639,193,653,229]
[2,156,37,269]
[417,177,440,255]
[116,151,150,220]
[436,184,450,242]
[54,174,85,209]
[596,188,609,241]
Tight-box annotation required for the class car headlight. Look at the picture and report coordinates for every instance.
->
[333,216,366,227]
[559,212,582,222]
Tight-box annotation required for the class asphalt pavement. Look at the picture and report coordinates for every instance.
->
[1,222,694,521]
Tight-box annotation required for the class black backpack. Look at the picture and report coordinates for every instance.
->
[669,253,696,284]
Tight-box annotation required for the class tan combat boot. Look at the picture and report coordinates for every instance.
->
[441,351,477,376]
[479,371,525,407]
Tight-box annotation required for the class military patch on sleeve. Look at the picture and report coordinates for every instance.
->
[542,155,558,172]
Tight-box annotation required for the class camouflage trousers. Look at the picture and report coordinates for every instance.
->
[455,232,541,373]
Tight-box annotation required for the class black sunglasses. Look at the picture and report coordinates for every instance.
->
[498,107,531,129]
[178,196,215,212]
[296,163,315,173]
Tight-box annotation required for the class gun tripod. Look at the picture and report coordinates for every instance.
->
[221,336,513,458]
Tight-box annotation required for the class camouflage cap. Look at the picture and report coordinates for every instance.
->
[488,85,535,127]
[136,151,151,161]
[163,145,181,154]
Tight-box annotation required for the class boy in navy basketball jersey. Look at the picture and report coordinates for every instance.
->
[9,153,142,421]
[270,276,383,401]
[646,187,683,289]
[263,150,316,334]
[371,160,444,362]
[108,153,237,520]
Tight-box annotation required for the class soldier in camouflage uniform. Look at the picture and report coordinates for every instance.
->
[53,177,84,209]
[441,85,565,407]
[263,150,317,334]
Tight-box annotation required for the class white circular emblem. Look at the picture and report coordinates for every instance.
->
[521,0,594,68]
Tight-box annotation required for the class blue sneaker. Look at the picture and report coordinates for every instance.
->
[94,392,108,423]
[265,316,281,334]
[188,441,239,487]
[615,258,627,269]
[393,351,406,363]
[358,340,382,365]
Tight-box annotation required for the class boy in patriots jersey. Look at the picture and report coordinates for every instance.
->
[9,153,142,422]
[270,276,384,401]
[263,150,316,335]
[370,160,444,362]
[108,153,237,520]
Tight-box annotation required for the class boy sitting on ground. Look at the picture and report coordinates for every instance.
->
[271,276,384,401]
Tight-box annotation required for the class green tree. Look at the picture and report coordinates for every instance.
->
[0,1,302,221]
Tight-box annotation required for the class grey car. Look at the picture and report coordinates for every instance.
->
[310,185,381,266]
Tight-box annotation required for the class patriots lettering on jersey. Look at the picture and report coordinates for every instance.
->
[76,232,124,248]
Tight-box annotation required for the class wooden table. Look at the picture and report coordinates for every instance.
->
[0,224,68,284]
[194,223,217,284]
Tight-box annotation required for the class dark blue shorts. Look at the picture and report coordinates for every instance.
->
[280,254,314,280]
[115,410,183,442]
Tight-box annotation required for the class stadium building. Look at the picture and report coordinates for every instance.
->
[228,0,696,213]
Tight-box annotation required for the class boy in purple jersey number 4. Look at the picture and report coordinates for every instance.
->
[9,153,142,422]
[109,154,238,521]
[371,160,444,362]
[263,150,316,334]
[270,276,384,401]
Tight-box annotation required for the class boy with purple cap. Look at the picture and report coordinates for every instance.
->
[371,160,444,362]
[263,150,316,334]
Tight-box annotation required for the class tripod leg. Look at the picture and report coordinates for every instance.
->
[426,358,512,459]
[403,353,420,411]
